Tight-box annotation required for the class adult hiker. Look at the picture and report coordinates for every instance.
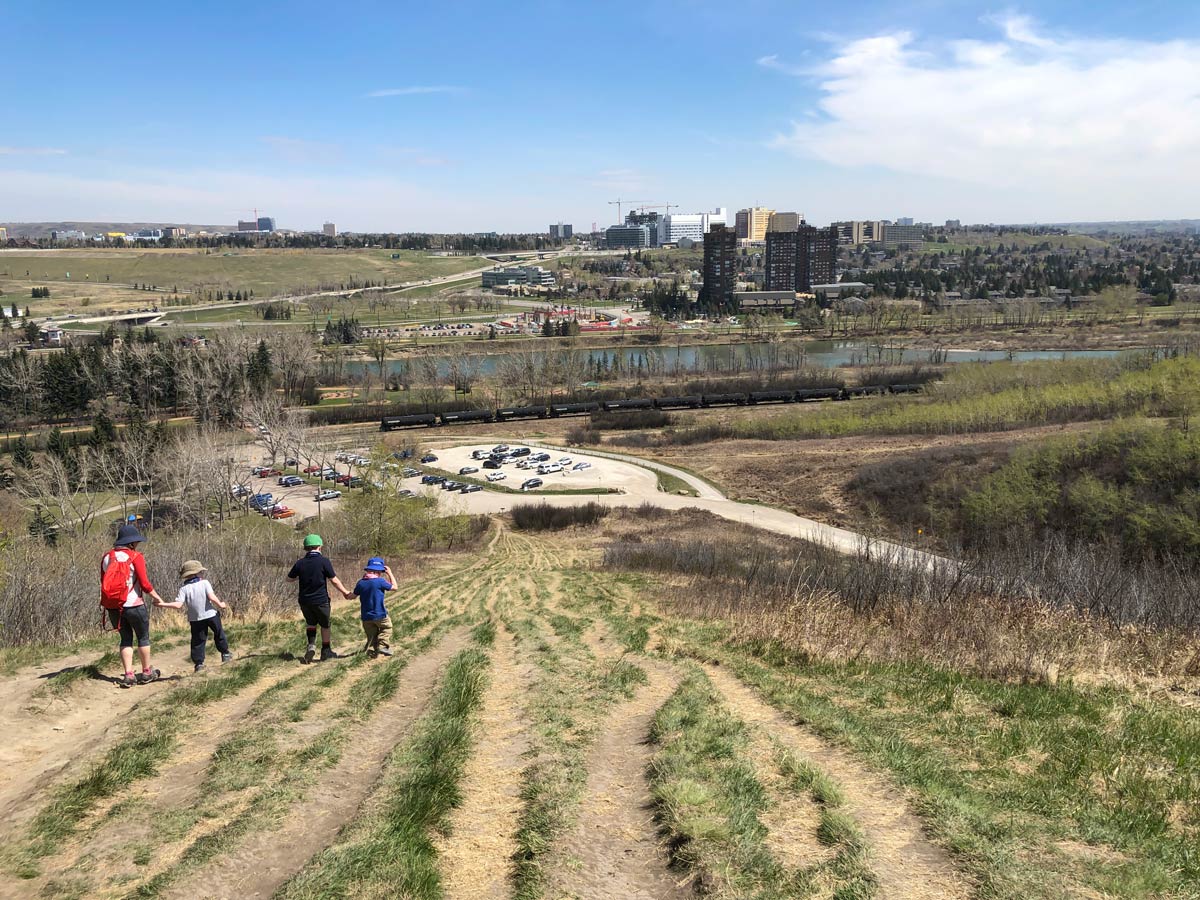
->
[100,522,166,688]
[286,533,353,663]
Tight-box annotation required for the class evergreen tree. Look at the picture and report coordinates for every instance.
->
[12,436,33,469]
[90,409,117,447]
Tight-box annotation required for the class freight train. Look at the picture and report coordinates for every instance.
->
[380,383,923,431]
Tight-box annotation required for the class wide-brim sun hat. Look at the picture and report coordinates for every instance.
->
[179,559,207,579]
[303,533,323,549]
[364,556,387,572]
[114,523,148,547]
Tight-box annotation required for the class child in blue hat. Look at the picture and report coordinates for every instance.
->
[353,557,396,657]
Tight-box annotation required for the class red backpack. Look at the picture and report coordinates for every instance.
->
[100,549,134,610]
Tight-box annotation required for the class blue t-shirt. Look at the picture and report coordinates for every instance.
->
[353,577,392,621]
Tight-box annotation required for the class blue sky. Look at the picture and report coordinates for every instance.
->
[3,0,1200,232]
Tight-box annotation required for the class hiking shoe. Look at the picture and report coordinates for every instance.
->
[137,668,161,685]
[119,673,137,689]
[376,648,393,657]
[194,663,206,673]
[221,652,233,663]
[302,646,316,665]
[319,647,341,662]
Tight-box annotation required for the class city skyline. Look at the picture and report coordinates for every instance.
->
[4,0,1200,232]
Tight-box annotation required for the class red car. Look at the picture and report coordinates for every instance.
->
[303,465,322,474]
[269,505,295,520]
[335,473,353,485]
[259,468,282,478]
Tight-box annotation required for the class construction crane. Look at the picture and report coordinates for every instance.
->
[636,203,677,215]
[607,198,650,223]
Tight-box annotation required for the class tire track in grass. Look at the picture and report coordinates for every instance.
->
[435,620,531,899]
[701,661,970,900]
[156,628,471,900]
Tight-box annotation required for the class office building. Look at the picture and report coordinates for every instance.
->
[833,221,885,246]
[945,219,961,229]
[625,211,662,247]
[735,207,774,241]
[51,229,88,241]
[895,217,914,226]
[548,222,573,240]
[481,266,556,288]
[258,216,276,232]
[882,223,924,248]
[765,222,839,293]
[323,222,337,237]
[767,211,802,233]
[660,207,728,245]
[237,220,258,232]
[605,223,652,249]
[162,226,187,239]
[700,223,738,309]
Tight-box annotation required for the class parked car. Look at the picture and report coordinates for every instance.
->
[510,447,531,457]
[572,462,591,471]
[421,474,445,485]
[303,465,322,474]
[420,454,438,463]
[398,489,415,498]
[531,452,551,462]
[486,472,507,482]
[537,464,563,475]
[442,480,461,490]
[231,484,251,498]
[459,466,479,475]
[285,457,299,467]
[347,476,365,488]
[403,467,421,477]
[251,465,267,476]
[335,473,353,485]
[471,449,488,460]
[268,505,295,520]
[278,475,304,487]
[482,459,502,469]
[249,493,274,510]
[520,478,544,491]
[315,489,341,502]
[257,467,281,478]
[460,484,482,494]
[492,445,509,454]
[557,458,572,466]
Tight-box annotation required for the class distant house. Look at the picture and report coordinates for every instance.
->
[39,325,65,346]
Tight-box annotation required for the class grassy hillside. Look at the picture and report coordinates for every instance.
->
[0,513,1195,900]
[0,248,488,300]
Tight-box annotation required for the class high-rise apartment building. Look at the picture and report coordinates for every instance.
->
[945,219,961,229]
[882,223,924,248]
[701,223,738,310]
[548,222,573,239]
[767,211,801,233]
[735,207,774,241]
[323,222,337,237]
[258,216,276,232]
[765,222,839,292]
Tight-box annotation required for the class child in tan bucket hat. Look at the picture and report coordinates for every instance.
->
[159,559,232,673]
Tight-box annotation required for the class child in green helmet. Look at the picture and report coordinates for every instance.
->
[286,534,353,663]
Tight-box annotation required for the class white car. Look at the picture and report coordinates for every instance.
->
[486,472,507,482]
[537,463,563,475]
[558,457,572,465]
[315,489,341,502]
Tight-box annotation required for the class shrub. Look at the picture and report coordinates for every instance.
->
[511,502,609,531]
[590,409,673,430]
[564,426,601,446]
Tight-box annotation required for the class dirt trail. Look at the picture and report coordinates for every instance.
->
[435,622,531,899]
[547,658,691,900]
[702,663,970,900]
[160,629,470,900]
[0,655,181,839]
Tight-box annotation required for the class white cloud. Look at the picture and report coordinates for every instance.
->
[365,85,465,98]
[0,146,66,156]
[757,54,808,77]
[769,16,1200,216]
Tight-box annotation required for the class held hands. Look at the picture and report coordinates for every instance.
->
[342,588,355,600]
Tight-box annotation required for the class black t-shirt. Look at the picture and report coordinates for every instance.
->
[288,551,336,606]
